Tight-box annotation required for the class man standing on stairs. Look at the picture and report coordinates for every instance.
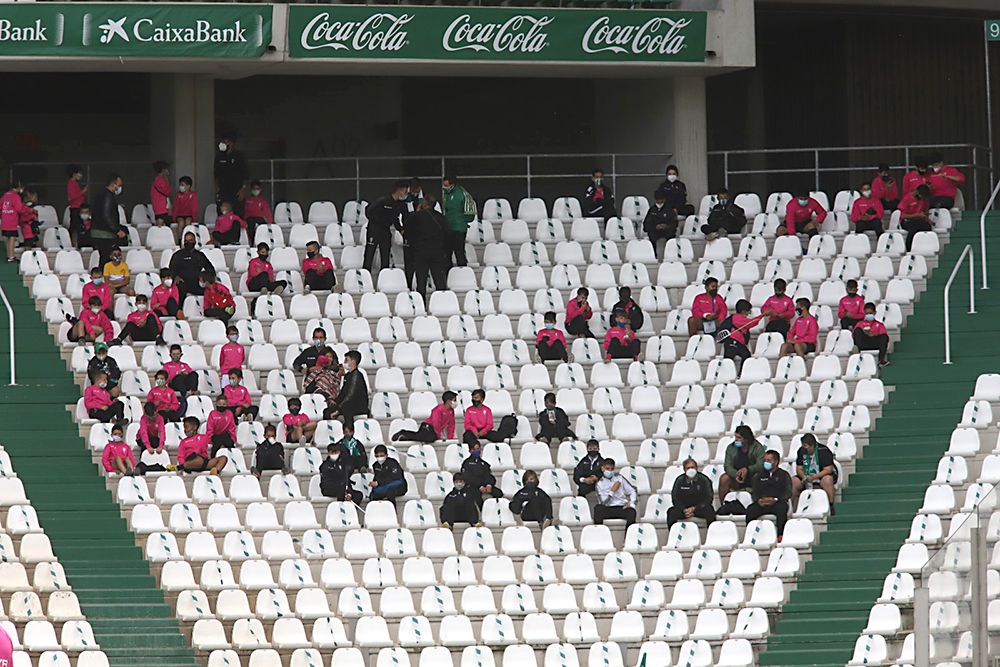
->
[746,450,793,540]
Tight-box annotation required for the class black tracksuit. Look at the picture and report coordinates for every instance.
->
[643,204,679,254]
[404,208,450,302]
[536,407,575,443]
[510,485,553,523]
[370,457,407,502]
[364,196,403,273]
[319,456,353,501]
[325,369,369,423]
[441,487,479,526]
[574,453,604,496]
[746,468,793,536]
[702,202,747,235]
[460,456,503,506]
[667,472,716,526]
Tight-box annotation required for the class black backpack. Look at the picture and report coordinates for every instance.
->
[255,441,285,471]
[492,414,518,441]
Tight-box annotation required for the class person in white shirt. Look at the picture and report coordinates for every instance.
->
[594,458,637,526]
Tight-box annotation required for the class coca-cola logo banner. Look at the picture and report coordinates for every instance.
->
[288,6,706,62]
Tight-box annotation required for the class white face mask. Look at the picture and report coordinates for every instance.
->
[218,142,228,152]
[933,165,942,172]
[179,185,188,193]
[375,456,386,464]
[163,279,173,287]
[111,435,123,443]
[861,190,872,198]
[667,174,678,183]
[685,467,697,479]
[137,304,147,312]
[330,454,340,461]
[91,307,101,314]
[81,213,91,221]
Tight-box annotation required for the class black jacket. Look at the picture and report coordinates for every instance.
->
[643,204,678,236]
[510,485,551,514]
[337,436,368,474]
[404,208,449,255]
[332,369,369,418]
[293,345,323,371]
[657,179,690,213]
[573,453,604,486]
[87,355,121,385]
[460,456,497,491]
[169,247,213,288]
[215,150,249,194]
[671,471,714,509]
[372,457,407,494]
[795,444,838,481]
[610,298,645,331]
[441,487,478,517]
[319,456,353,499]
[707,202,746,229]
[366,196,404,235]
[537,407,574,440]
[584,182,615,217]
[751,468,793,503]
[91,188,122,238]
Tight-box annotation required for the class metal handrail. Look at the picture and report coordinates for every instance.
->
[0,284,15,385]
[943,244,977,365]
[980,179,1000,289]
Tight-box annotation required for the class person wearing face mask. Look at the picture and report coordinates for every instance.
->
[927,153,965,210]
[205,395,237,455]
[293,328,329,371]
[897,184,933,252]
[102,423,135,476]
[147,370,184,422]
[565,287,596,338]
[440,473,480,528]
[320,443,353,500]
[218,325,246,377]
[137,401,167,458]
[701,187,747,241]
[852,302,890,367]
[66,165,88,248]
[510,470,553,527]
[214,134,249,217]
[611,286,645,332]
[584,168,616,222]
[404,195,450,301]
[718,425,766,504]
[224,369,258,421]
[780,190,826,238]
[793,433,837,510]
[78,203,94,248]
[1,180,27,262]
[851,184,884,236]
[643,189,679,259]
[761,279,794,338]
[242,179,272,243]
[111,295,164,346]
[87,342,122,397]
[442,175,476,268]
[871,164,899,211]
[151,268,184,320]
[150,161,172,229]
[201,271,235,324]
[392,391,457,444]
[169,232,213,302]
[68,296,114,343]
[902,158,931,198]
[247,242,287,296]
[252,424,286,478]
[837,280,865,330]
[163,344,199,400]
[688,276,728,337]
[85,371,124,423]
[462,388,495,446]
[779,297,819,358]
[667,458,716,527]
[364,180,407,275]
[211,201,247,247]
[336,423,367,474]
[284,397,318,444]
[178,416,229,475]
[302,241,336,292]
[369,444,407,502]
[90,173,127,267]
[574,440,605,497]
[17,187,39,249]
[595,458,637,526]
[719,299,763,376]
[746,450,793,538]
[604,309,640,361]
[102,248,134,296]
[324,350,369,423]
[78,266,113,320]
[657,164,696,218]
[536,311,569,362]
[536,392,574,445]
[304,349,343,404]
[461,441,504,507]
[172,176,198,239]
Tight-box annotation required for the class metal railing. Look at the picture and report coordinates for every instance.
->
[943,244,977,365]
[0,284,15,385]
[980,178,1000,289]
[708,143,993,208]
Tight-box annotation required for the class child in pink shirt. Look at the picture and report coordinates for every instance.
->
[302,240,336,291]
[392,391,457,444]
[928,153,965,209]
[178,416,229,475]
[604,309,640,360]
[211,201,246,246]
[247,242,287,294]
[113,294,164,346]
[851,184,884,236]
[565,287,595,337]
[206,394,237,453]
[69,296,114,343]
[243,180,272,242]
[147,370,184,422]
[164,344,199,397]
[283,396,317,444]
[1,181,27,262]
[224,369,258,421]
[219,325,246,375]
[780,298,819,358]
[852,302,890,367]
[462,388,495,446]
[102,423,136,475]
[536,311,568,362]
[173,176,198,229]
[86,371,125,423]
[837,279,866,330]
[18,188,39,248]
[138,402,167,453]
[761,278,795,338]
[82,267,113,317]
[150,161,172,226]
[688,276,728,336]
[781,192,826,237]
[152,268,184,319]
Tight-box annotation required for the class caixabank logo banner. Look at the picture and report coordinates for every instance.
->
[289,6,707,63]
[0,3,272,57]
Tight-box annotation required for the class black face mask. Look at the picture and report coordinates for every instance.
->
[307,251,317,258]
[881,175,890,182]
[259,254,268,261]
[184,241,195,250]
[707,289,718,297]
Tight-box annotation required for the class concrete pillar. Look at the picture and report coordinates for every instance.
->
[151,74,215,213]
[673,76,709,203]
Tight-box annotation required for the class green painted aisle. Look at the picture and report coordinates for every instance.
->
[759,213,1000,667]
[0,262,197,667]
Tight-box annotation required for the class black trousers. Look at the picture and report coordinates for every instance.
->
[176,281,203,306]
[413,252,449,302]
[462,429,505,446]
[170,373,199,395]
[594,505,636,527]
[69,208,84,247]
[929,196,954,209]
[210,433,234,458]
[248,272,287,293]
[745,499,789,536]
[901,219,932,251]
[880,198,899,211]
[159,408,185,422]
[514,495,553,523]
[648,227,678,258]
[441,500,479,526]
[363,230,392,273]
[212,227,241,246]
[89,402,124,423]
[666,503,716,527]
[840,317,861,331]
[394,422,438,443]
[607,339,641,359]
[723,339,751,374]
[537,339,568,362]
[855,219,882,235]
[701,216,744,235]
[155,297,181,318]
[204,307,233,324]
[305,269,336,291]
[448,231,467,268]
[853,330,889,363]
[577,481,597,497]
[119,318,160,343]
[403,244,415,291]
[565,315,594,338]
[765,319,790,338]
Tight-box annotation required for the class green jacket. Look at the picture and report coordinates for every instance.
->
[723,439,766,479]
[443,185,475,232]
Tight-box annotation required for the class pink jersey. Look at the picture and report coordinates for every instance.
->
[761,294,794,321]
[151,283,180,313]
[302,256,334,275]
[464,405,494,434]
[536,328,567,347]
[565,298,592,322]
[84,385,114,411]
[138,413,166,451]
[785,197,827,234]
[102,441,135,472]
[247,257,275,282]
[838,294,866,320]
[223,384,252,408]
[173,190,198,220]
[283,413,310,428]
[0,622,13,667]
[854,319,887,337]
[163,360,193,382]
[0,190,26,232]
[871,176,898,202]
[126,309,161,331]
[206,408,236,442]
[150,174,172,216]
[218,342,245,374]
[929,166,964,199]
[902,170,930,197]
[82,281,113,312]
[147,386,179,412]
[79,309,113,339]
[67,178,86,208]
[789,315,819,344]
[729,313,763,346]
[691,292,728,321]
[425,403,456,439]
[177,433,211,463]
[18,205,36,239]
[243,195,273,223]
[851,196,884,224]
[214,212,246,235]
[603,325,636,356]
[898,191,929,218]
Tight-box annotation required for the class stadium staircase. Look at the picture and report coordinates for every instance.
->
[0,262,199,667]
[759,212,1000,667]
